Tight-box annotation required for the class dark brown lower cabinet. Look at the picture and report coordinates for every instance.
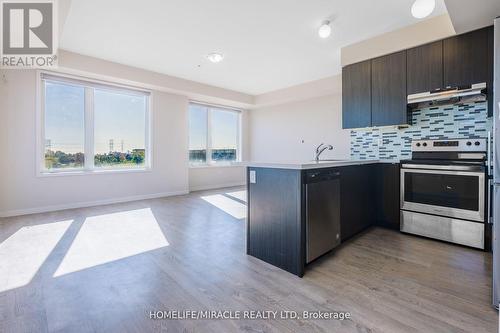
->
[246,167,304,277]
[339,164,377,241]
[375,163,401,230]
[247,163,399,277]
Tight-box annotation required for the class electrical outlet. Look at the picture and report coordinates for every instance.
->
[249,170,256,184]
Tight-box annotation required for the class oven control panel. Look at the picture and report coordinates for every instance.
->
[412,139,487,152]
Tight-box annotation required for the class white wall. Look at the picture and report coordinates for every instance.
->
[0,70,191,217]
[254,75,342,108]
[249,94,350,162]
[189,167,246,191]
[341,14,455,67]
[0,48,257,216]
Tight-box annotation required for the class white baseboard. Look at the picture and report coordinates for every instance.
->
[0,190,189,218]
[189,182,246,192]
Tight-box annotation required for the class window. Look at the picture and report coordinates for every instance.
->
[188,104,208,164]
[41,73,150,173]
[93,89,147,169]
[188,103,241,165]
[44,82,85,169]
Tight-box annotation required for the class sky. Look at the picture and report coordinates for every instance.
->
[93,89,146,154]
[45,82,146,154]
[45,81,238,155]
[45,82,85,154]
[189,104,238,150]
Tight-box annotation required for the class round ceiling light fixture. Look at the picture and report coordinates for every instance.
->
[411,0,436,19]
[206,52,224,63]
[318,21,331,39]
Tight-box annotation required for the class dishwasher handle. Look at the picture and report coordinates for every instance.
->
[305,169,341,183]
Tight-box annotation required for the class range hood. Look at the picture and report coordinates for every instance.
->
[407,83,487,105]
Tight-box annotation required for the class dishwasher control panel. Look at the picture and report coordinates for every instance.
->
[305,169,340,183]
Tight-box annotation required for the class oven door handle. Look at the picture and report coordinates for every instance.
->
[401,164,484,172]
[401,167,486,177]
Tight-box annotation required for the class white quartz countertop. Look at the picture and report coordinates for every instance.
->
[245,159,381,170]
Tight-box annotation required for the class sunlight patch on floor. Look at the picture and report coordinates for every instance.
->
[54,208,168,277]
[0,220,72,292]
[201,194,246,219]
[225,190,247,203]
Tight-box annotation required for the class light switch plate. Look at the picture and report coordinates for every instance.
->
[249,170,256,183]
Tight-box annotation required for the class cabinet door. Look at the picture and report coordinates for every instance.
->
[407,41,443,94]
[342,60,371,129]
[340,164,376,241]
[371,51,408,127]
[375,163,400,230]
[443,28,489,88]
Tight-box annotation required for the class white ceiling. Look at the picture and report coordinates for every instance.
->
[61,0,448,95]
[444,0,500,34]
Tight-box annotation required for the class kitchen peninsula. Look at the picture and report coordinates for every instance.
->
[246,160,400,277]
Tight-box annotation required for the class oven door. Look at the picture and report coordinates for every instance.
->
[401,166,485,222]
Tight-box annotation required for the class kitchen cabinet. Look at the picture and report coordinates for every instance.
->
[371,51,408,127]
[342,60,371,129]
[340,164,376,241]
[247,163,378,277]
[247,162,405,277]
[342,26,494,126]
[407,41,443,94]
[246,167,304,276]
[444,26,493,116]
[375,163,400,230]
[443,27,489,89]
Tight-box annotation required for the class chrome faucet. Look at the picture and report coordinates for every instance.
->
[315,143,333,161]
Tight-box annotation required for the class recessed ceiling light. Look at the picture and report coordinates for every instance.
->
[318,21,331,39]
[206,52,224,63]
[411,0,435,19]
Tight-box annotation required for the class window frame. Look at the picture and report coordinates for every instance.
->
[188,101,242,167]
[36,71,152,176]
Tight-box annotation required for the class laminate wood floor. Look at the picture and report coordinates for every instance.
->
[0,187,497,333]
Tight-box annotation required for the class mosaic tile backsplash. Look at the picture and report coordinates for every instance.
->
[350,101,491,161]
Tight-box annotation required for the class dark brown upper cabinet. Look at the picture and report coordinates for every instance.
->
[443,27,489,88]
[371,51,408,127]
[342,60,371,129]
[407,41,443,94]
[341,26,494,129]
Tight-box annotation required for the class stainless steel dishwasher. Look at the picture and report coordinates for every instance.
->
[305,168,341,263]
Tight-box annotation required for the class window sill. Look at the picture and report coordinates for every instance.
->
[37,168,152,177]
[189,162,245,169]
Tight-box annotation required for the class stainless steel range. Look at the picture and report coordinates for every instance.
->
[400,139,488,249]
